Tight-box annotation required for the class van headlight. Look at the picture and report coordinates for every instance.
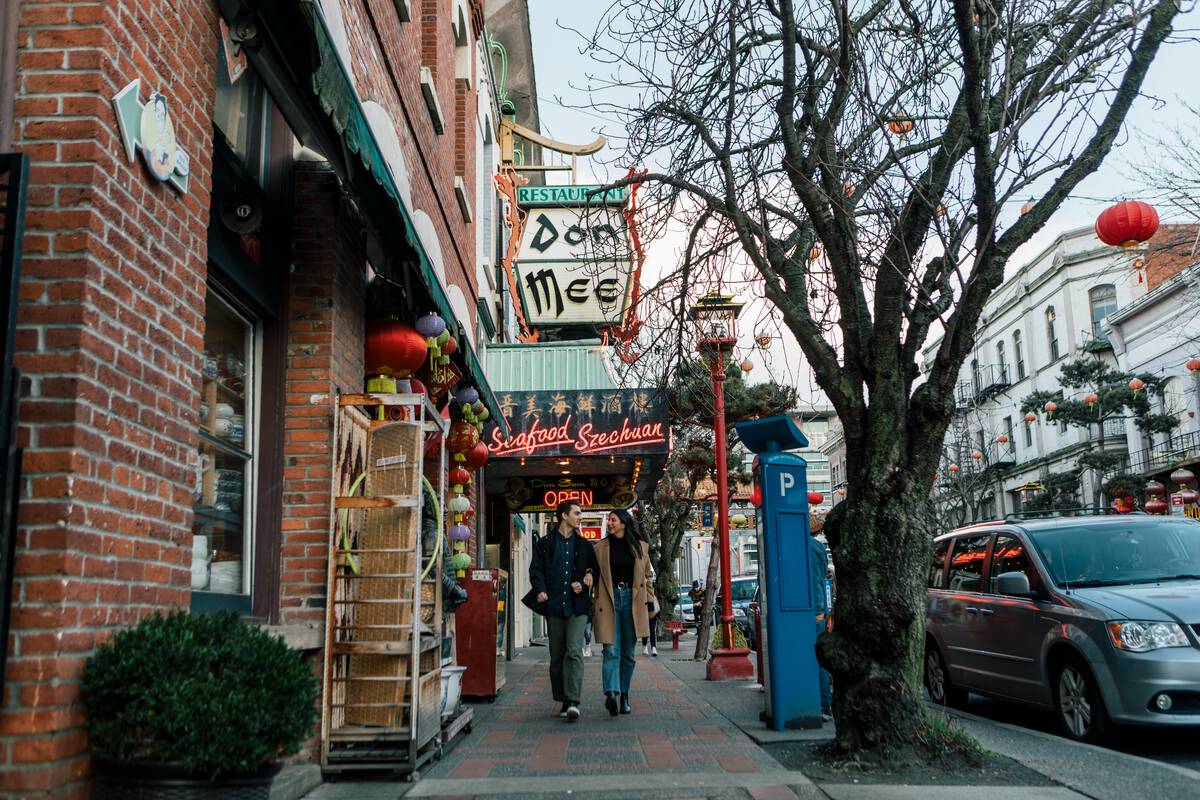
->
[1106,621,1190,652]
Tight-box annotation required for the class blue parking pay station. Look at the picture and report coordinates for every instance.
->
[736,415,822,730]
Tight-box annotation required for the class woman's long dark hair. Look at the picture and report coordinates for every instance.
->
[610,507,642,562]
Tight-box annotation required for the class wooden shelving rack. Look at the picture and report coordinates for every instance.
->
[320,392,447,776]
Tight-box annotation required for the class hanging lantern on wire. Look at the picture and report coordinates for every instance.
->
[755,332,771,347]
[948,463,960,474]
[808,246,822,261]
[448,494,471,514]
[364,320,427,378]
[1084,392,1098,410]
[449,466,472,487]
[971,450,983,461]
[1145,480,1168,515]
[463,440,490,470]
[996,434,1009,444]
[1095,201,1159,247]
[740,359,754,374]
[1187,358,1200,374]
[1024,412,1037,424]
[1020,198,1035,216]
[1044,400,1058,418]
[886,115,914,136]
[1128,377,1145,397]
[448,523,471,542]
[447,420,480,462]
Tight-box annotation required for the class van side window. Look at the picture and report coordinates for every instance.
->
[989,534,1035,594]
[948,535,990,592]
[929,539,950,588]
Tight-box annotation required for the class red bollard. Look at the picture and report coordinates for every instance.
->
[749,602,764,683]
[667,619,683,649]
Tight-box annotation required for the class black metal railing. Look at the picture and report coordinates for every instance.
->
[0,152,29,702]
[957,364,1011,408]
[1119,430,1200,477]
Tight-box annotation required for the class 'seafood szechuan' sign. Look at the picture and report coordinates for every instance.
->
[487,389,668,459]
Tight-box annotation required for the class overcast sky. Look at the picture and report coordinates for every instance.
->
[525,2,1200,403]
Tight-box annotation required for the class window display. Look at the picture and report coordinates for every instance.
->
[194,290,255,596]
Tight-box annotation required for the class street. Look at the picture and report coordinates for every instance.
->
[956,693,1200,771]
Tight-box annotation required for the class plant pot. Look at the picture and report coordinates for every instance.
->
[94,758,282,800]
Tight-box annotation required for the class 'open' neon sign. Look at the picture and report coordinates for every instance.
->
[543,489,595,507]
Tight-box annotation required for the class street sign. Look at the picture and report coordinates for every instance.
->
[701,501,714,528]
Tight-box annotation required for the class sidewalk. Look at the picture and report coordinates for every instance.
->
[301,640,1198,799]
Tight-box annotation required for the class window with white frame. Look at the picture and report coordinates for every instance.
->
[1046,307,1060,361]
[1014,329,1026,380]
[1089,285,1118,341]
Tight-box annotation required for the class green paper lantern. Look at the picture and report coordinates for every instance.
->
[451,552,472,570]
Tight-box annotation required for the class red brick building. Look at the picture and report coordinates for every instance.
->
[0,0,519,795]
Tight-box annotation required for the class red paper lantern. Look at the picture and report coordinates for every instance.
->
[886,117,914,136]
[1084,391,1098,408]
[949,463,960,473]
[807,491,824,505]
[971,450,983,461]
[1044,400,1058,417]
[447,420,480,460]
[463,440,489,470]
[750,482,762,507]
[449,467,472,486]
[1024,412,1037,423]
[996,434,1009,444]
[1095,201,1159,247]
[365,320,427,377]
[1145,480,1166,498]
[1128,377,1145,395]
[1146,498,1169,515]
[1187,357,1200,373]
[442,335,458,357]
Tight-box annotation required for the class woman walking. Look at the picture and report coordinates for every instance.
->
[592,508,653,716]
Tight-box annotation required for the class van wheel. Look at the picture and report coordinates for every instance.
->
[924,643,967,707]
[1053,657,1111,744]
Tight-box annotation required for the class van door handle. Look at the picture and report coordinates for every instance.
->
[979,608,994,616]
[966,607,978,614]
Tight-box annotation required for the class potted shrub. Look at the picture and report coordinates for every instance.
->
[83,610,317,799]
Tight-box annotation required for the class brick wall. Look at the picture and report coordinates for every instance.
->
[1144,223,1199,291]
[349,0,478,314]
[278,163,365,626]
[2,1,217,796]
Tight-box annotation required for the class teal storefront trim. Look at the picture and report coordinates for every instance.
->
[308,6,508,434]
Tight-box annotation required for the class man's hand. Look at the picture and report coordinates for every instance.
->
[537,592,548,603]
[571,581,583,594]
[582,573,593,589]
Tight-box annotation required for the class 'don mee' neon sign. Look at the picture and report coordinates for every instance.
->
[488,414,665,458]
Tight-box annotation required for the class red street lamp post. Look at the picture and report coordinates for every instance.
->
[690,293,755,681]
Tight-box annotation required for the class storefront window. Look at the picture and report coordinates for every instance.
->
[194,290,257,599]
[215,39,270,186]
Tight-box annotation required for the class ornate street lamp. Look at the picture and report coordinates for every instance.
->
[689,293,753,680]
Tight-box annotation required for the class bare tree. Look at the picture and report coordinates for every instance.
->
[571,0,1189,759]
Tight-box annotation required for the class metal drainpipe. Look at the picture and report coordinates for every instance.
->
[0,0,19,151]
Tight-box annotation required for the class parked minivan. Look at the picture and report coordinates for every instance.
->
[925,515,1200,744]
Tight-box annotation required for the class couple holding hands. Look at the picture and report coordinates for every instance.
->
[525,500,655,721]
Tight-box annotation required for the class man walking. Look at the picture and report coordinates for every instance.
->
[529,500,598,722]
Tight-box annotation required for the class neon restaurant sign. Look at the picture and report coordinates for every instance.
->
[487,389,668,459]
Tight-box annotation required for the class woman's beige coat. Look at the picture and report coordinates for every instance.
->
[591,535,653,644]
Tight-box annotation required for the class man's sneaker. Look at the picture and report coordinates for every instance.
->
[565,704,581,722]
[559,702,569,718]
[583,643,592,657]
[651,646,658,657]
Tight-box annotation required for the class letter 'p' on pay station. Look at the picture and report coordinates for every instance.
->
[736,415,822,730]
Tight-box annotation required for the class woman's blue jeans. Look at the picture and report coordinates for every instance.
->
[602,586,637,694]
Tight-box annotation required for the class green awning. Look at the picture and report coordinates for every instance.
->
[308,7,508,434]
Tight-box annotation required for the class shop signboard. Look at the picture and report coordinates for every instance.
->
[514,184,633,326]
[501,475,636,513]
[488,389,668,460]
[700,501,714,529]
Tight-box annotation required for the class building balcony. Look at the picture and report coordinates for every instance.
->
[1112,430,1200,478]
[956,365,1011,409]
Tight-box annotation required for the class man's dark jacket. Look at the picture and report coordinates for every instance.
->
[526,529,600,617]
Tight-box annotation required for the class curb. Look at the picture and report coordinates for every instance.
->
[936,703,1200,784]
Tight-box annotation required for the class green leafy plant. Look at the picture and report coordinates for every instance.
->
[710,624,749,650]
[83,610,318,778]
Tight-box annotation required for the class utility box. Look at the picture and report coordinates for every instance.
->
[736,416,822,731]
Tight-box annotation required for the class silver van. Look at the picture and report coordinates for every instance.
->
[924,515,1200,743]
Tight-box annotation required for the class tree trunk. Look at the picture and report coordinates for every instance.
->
[692,543,721,660]
[818,480,931,758]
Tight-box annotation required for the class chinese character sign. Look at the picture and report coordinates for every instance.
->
[488,389,668,459]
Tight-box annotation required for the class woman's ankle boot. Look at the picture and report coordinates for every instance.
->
[620,692,631,714]
[605,691,619,716]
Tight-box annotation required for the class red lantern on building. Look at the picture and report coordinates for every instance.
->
[364,320,428,377]
[1095,201,1159,248]
[1146,498,1169,515]
[807,491,824,506]
[970,450,983,461]
[1024,412,1037,424]
[1044,400,1058,418]
[1188,357,1200,374]
[449,466,472,486]
[1128,377,1145,397]
[463,440,490,470]
[948,463,960,473]
[996,434,1009,444]
[446,420,480,462]
[1084,391,1098,409]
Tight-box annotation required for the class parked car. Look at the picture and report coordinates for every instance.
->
[676,591,696,628]
[924,514,1200,744]
[716,576,759,617]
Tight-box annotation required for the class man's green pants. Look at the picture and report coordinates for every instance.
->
[546,614,587,704]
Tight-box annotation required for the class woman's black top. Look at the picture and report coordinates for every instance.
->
[609,536,635,586]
